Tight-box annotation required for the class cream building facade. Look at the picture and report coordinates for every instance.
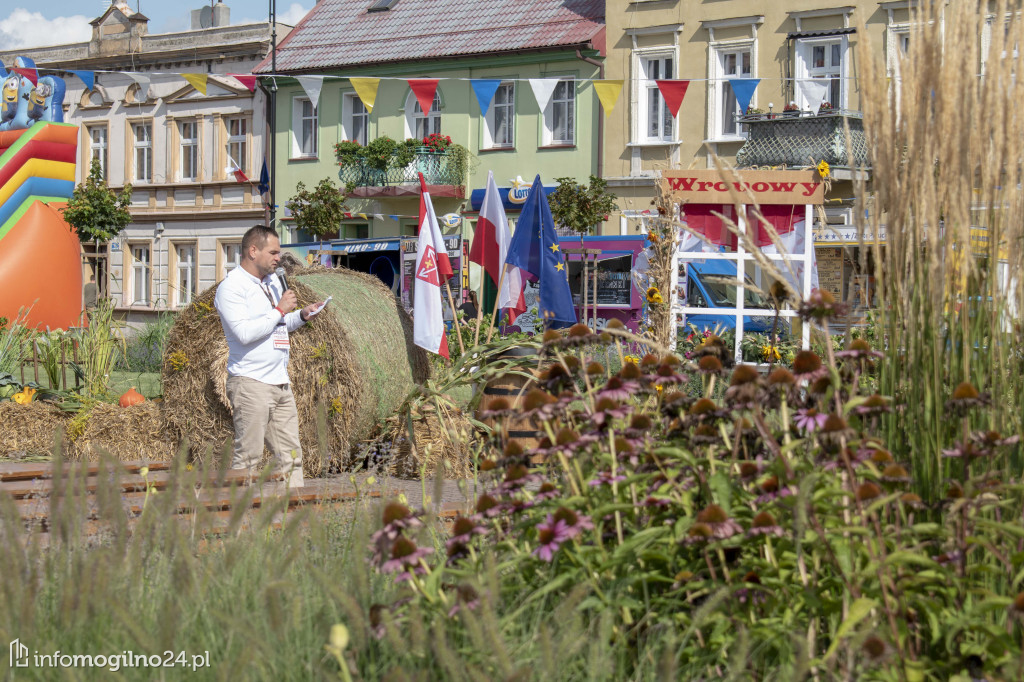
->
[0,1,283,327]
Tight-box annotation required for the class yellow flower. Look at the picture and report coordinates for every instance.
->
[650,293,664,304]
[168,351,189,372]
[762,344,781,362]
[330,397,344,416]
[646,286,661,299]
[624,355,640,365]
[12,387,36,404]
[817,160,830,179]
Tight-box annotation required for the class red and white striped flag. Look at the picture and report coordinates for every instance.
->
[413,174,452,358]
[471,170,526,323]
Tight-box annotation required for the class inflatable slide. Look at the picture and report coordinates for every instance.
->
[0,57,81,329]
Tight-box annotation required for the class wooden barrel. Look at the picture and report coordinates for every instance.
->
[476,348,545,456]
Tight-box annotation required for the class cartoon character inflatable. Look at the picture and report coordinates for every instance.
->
[0,56,80,329]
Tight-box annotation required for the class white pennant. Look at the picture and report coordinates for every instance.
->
[127,73,151,101]
[796,79,830,110]
[528,78,561,112]
[296,76,324,108]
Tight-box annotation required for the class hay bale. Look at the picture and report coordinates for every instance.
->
[69,401,175,462]
[0,401,69,458]
[161,266,429,476]
[374,403,475,479]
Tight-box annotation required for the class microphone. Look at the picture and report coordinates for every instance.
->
[275,266,289,293]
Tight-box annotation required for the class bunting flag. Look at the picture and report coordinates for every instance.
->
[655,80,690,118]
[796,79,829,111]
[528,78,560,112]
[388,214,399,221]
[231,167,249,182]
[12,67,38,86]
[728,78,761,114]
[407,78,439,115]
[228,73,257,91]
[349,77,380,112]
[183,73,208,95]
[358,213,367,220]
[68,70,95,90]
[296,76,324,107]
[413,173,452,358]
[593,79,624,116]
[470,79,502,116]
[471,170,526,323]
[127,73,151,100]
[505,174,576,328]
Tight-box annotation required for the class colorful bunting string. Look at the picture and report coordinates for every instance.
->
[528,78,560,112]
[592,79,623,116]
[655,80,690,118]
[728,78,760,114]
[182,73,208,96]
[349,77,380,112]
[296,75,324,107]
[407,79,440,115]
[470,79,502,116]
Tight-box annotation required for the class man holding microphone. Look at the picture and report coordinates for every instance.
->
[214,225,326,489]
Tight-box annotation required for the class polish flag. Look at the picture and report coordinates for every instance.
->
[413,174,451,358]
[471,170,526,323]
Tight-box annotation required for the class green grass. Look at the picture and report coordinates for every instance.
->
[14,366,162,399]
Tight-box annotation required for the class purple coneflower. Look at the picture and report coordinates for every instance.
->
[532,514,572,561]
[446,516,487,550]
[853,394,892,417]
[552,506,594,538]
[588,470,627,487]
[945,381,990,415]
[791,350,829,383]
[696,503,742,539]
[597,375,637,402]
[474,494,503,519]
[793,408,828,433]
[372,503,424,543]
[835,338,884,361]
[747,510,784,537]
[589,396,633,428]
[531,481,560,503]
[447,584,481,618]
[381,536,433,578]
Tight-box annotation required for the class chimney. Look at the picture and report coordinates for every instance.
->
[212,2,230,27]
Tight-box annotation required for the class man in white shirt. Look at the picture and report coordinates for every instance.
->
[214,225,324,489]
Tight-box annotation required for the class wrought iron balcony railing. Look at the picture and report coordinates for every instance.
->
[735,111,870,171]
[338,146,466,197]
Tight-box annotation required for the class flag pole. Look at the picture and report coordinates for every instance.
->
[444,281,465,356]
[473,273,485,347]
[485,263,509,344]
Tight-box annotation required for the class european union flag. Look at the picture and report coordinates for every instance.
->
[505,174,577,327]
[257,159,270,197]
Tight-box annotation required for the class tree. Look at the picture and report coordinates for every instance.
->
[286,178,349,240]
[547,175,618,236]
[60,159,133,243]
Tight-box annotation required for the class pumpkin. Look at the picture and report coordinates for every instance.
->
[119,387,145,407]
[12,387,36,404]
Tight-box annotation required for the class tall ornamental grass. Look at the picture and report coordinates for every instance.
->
[855,0,1024,495]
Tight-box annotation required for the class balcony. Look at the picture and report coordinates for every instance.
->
[736,111,870,175]
[338,146,466,198]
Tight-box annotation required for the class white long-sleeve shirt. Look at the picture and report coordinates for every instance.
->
[214,266,305,385]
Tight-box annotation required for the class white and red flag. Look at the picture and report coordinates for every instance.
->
[413,174,452,358]
[469,170,526,323]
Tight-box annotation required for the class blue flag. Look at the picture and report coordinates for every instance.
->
[470,79,502,116]
[728,78,761,115]
[257,159,269,196]
[505,175,576,327]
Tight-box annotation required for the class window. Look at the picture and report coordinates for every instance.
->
[406,90,441,140]
[342,94,368,146]
[128,243,151,306]
[132,122,152,183]
[180,120,198,181]
[226,117,247,176]
[795,37,847,110]
[87,125,107,179]
[543,79,575,146]
[711,46,753,139]
[483,82,515,149]
[639,55,674,142]
[172,242,197,306]
[221,241,242,279]
[342,223,369,239]
[292,97,318,157]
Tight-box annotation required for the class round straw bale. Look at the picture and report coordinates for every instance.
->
[0,401,69,458]
[372,402,476,480]
[161,265,429,476]
[68,401,175,462]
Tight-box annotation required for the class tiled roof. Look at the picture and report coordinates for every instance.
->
[255,0,604,74]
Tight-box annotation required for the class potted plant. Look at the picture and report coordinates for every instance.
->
[783,102,801,118]
[741,106,765,122]
[817,101,834,115]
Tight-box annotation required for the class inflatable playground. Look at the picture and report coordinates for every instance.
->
[0,56,82,330]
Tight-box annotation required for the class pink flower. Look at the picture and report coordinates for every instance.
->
[793,408,828,433]
[533,515,572,562]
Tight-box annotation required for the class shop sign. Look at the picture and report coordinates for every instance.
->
[508,176,531,204]
[815,226,886,244]
[662,170,824,205]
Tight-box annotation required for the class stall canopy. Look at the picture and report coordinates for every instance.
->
[469,185,556,212]
[681,204,800,250]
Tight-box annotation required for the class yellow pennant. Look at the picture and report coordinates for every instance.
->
[593,80,624,117]
[350,78,380,112]
[358,213,367,220]
[183,74,208,95]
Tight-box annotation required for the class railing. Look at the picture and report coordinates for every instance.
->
[736,111,870,170]
[338,146,465,190]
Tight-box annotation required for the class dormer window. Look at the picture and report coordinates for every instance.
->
[368,0,400,11]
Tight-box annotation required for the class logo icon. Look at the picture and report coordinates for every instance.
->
[10,639,29,667]
[415,245,440,286]
[508,175,530,204]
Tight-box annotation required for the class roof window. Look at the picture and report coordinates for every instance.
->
[368,0,400,11]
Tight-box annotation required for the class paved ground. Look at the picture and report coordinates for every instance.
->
[339,471,481,513]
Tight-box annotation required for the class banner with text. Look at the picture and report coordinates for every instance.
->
[661,170,824,206]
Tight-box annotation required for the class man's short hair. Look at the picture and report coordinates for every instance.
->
[241,225,279,257]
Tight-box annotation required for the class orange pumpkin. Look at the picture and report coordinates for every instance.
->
[119,387,145,407]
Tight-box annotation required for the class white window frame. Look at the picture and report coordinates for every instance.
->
[128,242,152,306]
[226,116,248,176]
[219,241,242,280]
[171,242,197,307]
[709,41,755,140]
[542,78,575,146]
[483,81,515,149]
[405,90,442,140]
[179,120,199,181]
[87,124,107,179]
[292,96,318,158]
[341,93,369,146]
[794,36,849,111]
[634,49,677,144]
[132,122,152,183]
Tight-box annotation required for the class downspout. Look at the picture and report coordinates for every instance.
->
[576,48,603,181]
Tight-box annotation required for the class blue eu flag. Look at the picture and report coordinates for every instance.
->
[505,175,577,327]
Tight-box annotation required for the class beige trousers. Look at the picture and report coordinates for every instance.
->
[225,376,304,488]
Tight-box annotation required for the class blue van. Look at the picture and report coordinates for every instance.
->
[682,260,781,334]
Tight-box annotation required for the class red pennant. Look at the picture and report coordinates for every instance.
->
[12,67,38,86]
[407,79,439,116]
[344,212,352,218]
[655,80,690,118]
[228,74,258,92]
[232,168,249,183]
